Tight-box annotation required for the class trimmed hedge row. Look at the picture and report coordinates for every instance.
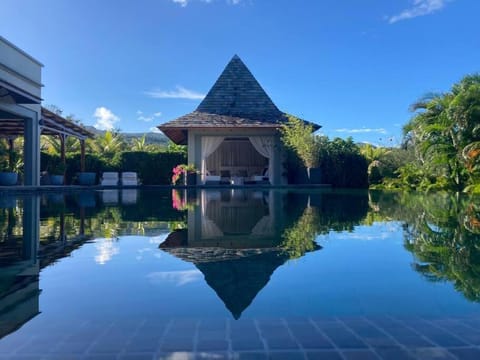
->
[41,151,186,185]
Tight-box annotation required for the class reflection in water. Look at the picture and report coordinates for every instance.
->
[3,188,480,339]
[0,196,39,338]
[160,189,326,318]
[371,191,480,302]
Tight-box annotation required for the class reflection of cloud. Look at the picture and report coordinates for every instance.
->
[94,238,120,265]
[387,0,450,24]
[149,234,169,244]
[136,247,153,261]
[147,270,202,286]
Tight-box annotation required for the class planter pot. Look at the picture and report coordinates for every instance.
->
[184,172,197,186]
[307,167,322,184]
[77,172,96,185]
[50,175,64,185]
[0,172,18,186]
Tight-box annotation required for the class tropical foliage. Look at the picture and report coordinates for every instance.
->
[280,115,322,169]
[371,191,480,302]
[375,74,480,192]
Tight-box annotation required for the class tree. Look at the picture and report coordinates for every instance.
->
[400,73,480,191]
[280,115,321,169]
[131,135,153,152]
[87,130,125,157]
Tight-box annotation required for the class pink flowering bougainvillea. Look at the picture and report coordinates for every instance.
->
[171,164,197,185]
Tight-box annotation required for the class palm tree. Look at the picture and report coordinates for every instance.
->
[131,135,153,152]
[87,131,125,156]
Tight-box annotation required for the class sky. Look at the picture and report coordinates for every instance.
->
[1,0,479,145]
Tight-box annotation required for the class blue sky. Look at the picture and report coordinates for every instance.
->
[1,0,479,145]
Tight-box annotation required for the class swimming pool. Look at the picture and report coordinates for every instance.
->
[0,189,479,359]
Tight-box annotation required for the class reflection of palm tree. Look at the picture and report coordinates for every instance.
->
[375,192,480,302]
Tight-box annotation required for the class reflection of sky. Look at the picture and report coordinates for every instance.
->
[147,270,203,286]
[318,222,403,243]
[94,238,120,265]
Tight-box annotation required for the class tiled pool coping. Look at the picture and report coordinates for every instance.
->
[1,315,479,359]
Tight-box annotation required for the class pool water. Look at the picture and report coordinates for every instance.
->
[0,189,480,359]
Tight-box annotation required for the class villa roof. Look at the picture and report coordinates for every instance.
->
[158,55,320,144]
[0,107,94,140]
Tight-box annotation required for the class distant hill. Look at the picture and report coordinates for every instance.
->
[84,126,170,146]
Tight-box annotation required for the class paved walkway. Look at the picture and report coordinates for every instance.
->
[1,315,480,359]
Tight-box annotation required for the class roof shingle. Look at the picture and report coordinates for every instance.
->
[158,55,319,144]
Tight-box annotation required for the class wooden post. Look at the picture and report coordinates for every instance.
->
[7,137,14,171]
[80,140,86,172]
[60,135,66,185]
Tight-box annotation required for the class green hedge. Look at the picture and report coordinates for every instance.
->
[41,151,186,185]
[120,151,186,185]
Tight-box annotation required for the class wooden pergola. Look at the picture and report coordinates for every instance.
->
[0,107,94,173]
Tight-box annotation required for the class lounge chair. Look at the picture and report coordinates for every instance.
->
[121,189,138,204]
[101,172,119,186]
[220,170,231,185]
[205,175,221,185]
[102,189,119,204]
[121,172,139,186]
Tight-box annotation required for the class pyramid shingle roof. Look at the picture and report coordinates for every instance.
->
[158,55,319,144]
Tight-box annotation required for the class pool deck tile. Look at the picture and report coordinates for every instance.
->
[267,351,305,360]
[305,350,343,359]
[447,347,480,360]
[341,349,382,360]
[118,354,156,360]
[231,338,265,351]
[3,315,480,359]
[373,346,416,360]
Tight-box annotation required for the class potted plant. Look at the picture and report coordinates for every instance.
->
[280,115,323,184]
[172,164,198,186]
[76,156,97,185]
[49,161,66,185]
[0,157,20,186]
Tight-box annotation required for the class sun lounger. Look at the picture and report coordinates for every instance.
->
[101,172,119,186]
[121,172,139,186]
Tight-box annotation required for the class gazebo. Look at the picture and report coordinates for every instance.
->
[0,36,93,186]
[158,55,320,185]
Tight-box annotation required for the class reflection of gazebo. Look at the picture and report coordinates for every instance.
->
[158,55,320,185]
[161,242,289,319]
[160,189,321,319]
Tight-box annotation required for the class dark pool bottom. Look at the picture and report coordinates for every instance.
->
[0,315,480,359]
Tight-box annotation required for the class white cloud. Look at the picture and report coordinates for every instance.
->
[147,270,203,286]
[93,107,120,130]
[137,111,162,122]
[173,0,188,6]
[145,85,205,100]
[171,0,241,6]
[387,0,450,24]
[150,127,162,134]
[334,128,387,134]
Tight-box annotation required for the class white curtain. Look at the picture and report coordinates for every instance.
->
[201,136,224,182]
[249,136,275,177]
